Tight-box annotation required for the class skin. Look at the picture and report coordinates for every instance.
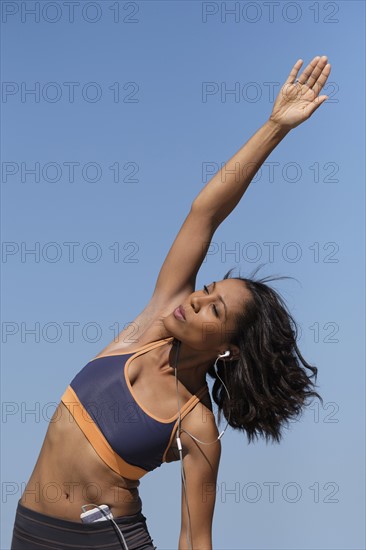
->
[18,56,331,549]
[160,279,251,379]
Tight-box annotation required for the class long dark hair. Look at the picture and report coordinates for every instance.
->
[207,265,323,444]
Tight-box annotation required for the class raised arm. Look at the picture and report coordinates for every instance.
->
[151,56,331,307]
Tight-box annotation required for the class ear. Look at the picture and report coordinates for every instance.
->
[219,344,240,362]
[229,344,240,362]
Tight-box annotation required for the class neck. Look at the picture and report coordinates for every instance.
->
[168,339,215,392]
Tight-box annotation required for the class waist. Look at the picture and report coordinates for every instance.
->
[16,498,144,529]
[12,498,157,550]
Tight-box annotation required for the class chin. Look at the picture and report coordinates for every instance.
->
[160,313,179,338]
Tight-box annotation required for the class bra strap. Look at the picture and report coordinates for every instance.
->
[179,384,209,421]
[161,384,210,462]
[90,336,174,363]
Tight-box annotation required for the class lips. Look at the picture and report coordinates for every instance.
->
[173,305,186,321]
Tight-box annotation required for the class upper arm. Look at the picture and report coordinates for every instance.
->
[151,204,218,306]
[104,205,217,347]
[178,412,221,549]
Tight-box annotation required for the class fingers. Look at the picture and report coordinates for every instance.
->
[285,59,304,85]
[287,55,331,96]
[304,56,330,90]
[285,55,329,85]
[297,55,322,85]
[311,62,332,96]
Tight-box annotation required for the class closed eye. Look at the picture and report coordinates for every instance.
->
[203,284,219,317]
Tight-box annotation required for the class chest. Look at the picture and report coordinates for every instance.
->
[126,353,185,421]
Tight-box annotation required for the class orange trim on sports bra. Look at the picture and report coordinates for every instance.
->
[161,384,210,463]
[89,336,174,364]
[60,385,149,480]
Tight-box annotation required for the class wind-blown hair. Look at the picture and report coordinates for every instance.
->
[208,265,322,444]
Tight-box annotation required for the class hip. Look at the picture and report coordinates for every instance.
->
[11,498,157,550]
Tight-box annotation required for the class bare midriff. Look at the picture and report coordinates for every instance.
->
[19,401,144,522]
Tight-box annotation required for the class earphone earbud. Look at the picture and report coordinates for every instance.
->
[218,350,230,359]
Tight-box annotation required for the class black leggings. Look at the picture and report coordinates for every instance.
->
[10,499,157,550]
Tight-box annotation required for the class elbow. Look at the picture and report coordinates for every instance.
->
[190,199,220,229]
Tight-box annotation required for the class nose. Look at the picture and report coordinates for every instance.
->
[191,291,209,313]
[191,293,200,313]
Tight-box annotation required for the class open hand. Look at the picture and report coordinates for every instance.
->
[269,56,331,130]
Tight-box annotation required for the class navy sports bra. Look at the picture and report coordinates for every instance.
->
[60,337,209,480]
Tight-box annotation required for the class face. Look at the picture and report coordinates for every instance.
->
[162,278,251,355]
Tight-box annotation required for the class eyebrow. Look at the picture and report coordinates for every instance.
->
[211,281,227,320]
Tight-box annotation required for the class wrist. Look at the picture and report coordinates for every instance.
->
[266,117,292,137]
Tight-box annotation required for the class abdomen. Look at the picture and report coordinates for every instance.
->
[20,402,142,522]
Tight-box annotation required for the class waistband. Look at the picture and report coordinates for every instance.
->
[15,499,145,531]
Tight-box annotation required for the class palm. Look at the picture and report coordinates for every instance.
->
[270,56,331,130]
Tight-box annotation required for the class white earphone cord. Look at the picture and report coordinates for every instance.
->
[174,343,231,550]
[81,504,129,550]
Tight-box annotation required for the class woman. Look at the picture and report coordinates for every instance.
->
[11,55,331,550]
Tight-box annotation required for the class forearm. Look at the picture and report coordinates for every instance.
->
[192,118,290,226]
[179,532,212,550]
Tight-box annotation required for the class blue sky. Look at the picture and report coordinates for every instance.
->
[1,1,365,549]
